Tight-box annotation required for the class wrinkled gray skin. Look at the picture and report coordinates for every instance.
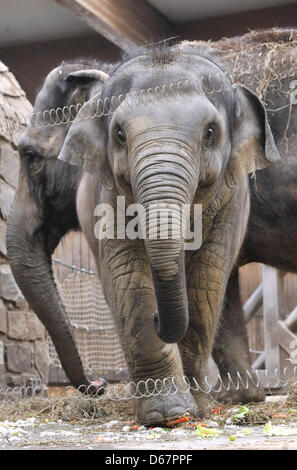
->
[212,29,297,404]
[58,44,280,423]
[8,34,296,424]
[6,61,109,392]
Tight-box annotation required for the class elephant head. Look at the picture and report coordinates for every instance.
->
[6,61,109,390]
[59,45,279,344]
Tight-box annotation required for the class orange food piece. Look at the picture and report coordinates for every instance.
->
[212,407,223,414]
[96,435,105,442]
[272,413,289,419]
[167,416,190,427]
[131,425,140,430]
[190,421,207,428]
[123,420,135,425]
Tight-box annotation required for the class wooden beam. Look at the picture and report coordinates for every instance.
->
[252,319,297,370]
[243,283,263,323]
[285,305,297,333]
[252,352,265,370]
[277,321,297,356]
[55,0,176,51]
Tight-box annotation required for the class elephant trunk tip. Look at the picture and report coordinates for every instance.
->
[153,311,188,343]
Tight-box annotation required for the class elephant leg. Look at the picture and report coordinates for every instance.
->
[212,268,265,404]
[179,185,250,417]
[7,169,102,393]
[179,254,226,418]
[100,238,197,425]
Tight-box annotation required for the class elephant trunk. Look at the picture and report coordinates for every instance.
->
[6,177,98,392]
[132,144,196,343]
[149,238,188,344]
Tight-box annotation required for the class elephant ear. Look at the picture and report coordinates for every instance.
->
[65,69,109,87]
[58,94,114,190]
[226,85,280,187]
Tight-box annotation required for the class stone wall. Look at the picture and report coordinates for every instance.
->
[0,61,49,389]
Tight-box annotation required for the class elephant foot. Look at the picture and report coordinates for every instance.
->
[212,376,266,405]
[136,391,198,425]
[191,389,212,418]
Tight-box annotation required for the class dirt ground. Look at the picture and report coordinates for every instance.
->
[0,385,297,450]
[1,422,296,450]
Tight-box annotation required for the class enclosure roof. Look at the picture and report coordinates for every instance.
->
[147,0,297,23]
[0,0,92,47]
[0,0,296,47]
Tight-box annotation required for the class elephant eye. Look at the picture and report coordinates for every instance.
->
[204,124,215,147]
[115,126,126,145]
[22,147,41,161]
[23,150,44,178]
[24,150,36,159]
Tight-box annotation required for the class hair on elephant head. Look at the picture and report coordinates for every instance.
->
[6,60,111,391]
[59,43,280,345]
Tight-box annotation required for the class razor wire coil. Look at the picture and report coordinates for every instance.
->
[1,48,297,136]
[0,367,296,406]
[100,367,297,401]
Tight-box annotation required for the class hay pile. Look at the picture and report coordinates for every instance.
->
[213,28,297,98]
[0,382,296,428]
[183,28,297,154]
[215,26,297,147]
[285,381,297,408]
[0,386,135,425]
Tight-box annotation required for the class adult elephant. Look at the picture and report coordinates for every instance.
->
[210,28,297,403]
[6,60,109,392]
[58,39,282,423]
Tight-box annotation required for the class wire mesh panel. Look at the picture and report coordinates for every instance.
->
[48,264,127,380]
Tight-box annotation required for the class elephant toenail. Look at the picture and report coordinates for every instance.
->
[167,407,186,418]
[143,411,164,424]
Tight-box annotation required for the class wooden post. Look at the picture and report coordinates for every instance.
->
[252,266,297,391]
[261,265,286,375]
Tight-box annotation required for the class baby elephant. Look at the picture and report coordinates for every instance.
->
[58,43,280,423]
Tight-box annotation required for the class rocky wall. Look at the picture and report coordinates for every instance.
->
[0,61,49,389]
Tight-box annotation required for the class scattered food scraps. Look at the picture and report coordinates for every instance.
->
[263,421,297,437]
[234,406,252,420]
[167,417,190,427]
[195,425,222,438]
[272,413,289,419]
[212,407,223,414]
